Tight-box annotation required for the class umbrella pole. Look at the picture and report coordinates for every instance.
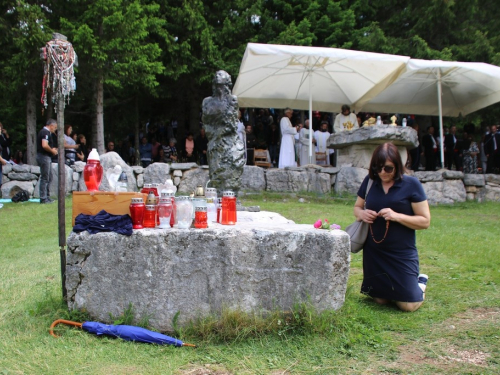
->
[308,73,313,164]
[437,71,445,169]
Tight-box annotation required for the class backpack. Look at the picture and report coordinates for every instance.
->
[11,190,30,203]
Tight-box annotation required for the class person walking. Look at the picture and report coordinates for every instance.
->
[36,119,58,204]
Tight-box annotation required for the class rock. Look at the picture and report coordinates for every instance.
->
[2,164,13,175]
[72,181,79,191]
[131,166,144,174]
[170,163,198,171]
[65,211,350,331]
[298,198,306,203]
[485,174,500,184]
[285,167,306,172]
[143,163,171,185]
[328,125,419,149]
[177,168,209,194]
[330,174,337,186]
[1,180,35,198]
[241,166,266,191]
[466,193,475,201]
[173,170,183,177]
[414,171,443,182]
[173,176,181,186]
[442,170,464,179]
[477,185,500,202]
[30,165,41,175]
[136,174,144,188]
[422,181,452,205]
[466,185,477,193]
[266,169,330,194]
[12,164,31,173]
[73,172,79,182]
[44,163,73,198]
[73,161,85,173]
[320,167,340,174]
[7,172,38,181]
[443,179,466,202]
[333,167,368,195]
[463,174,485,186]
[98,152,138,192]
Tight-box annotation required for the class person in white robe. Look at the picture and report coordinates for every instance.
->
[333,104,359,133]
[299,119,316,166]
[236,110,246,160]
[314,121,333,165]
[278,108,297,168]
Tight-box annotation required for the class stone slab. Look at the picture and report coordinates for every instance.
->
[66,211,350,331]
[328,125,419,149]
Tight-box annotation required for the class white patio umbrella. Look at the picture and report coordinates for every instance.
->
[232,43,410,163]
[360,59,500,166]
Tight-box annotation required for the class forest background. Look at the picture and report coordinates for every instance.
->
[1,0,500,164]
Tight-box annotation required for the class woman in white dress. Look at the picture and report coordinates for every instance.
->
[299,119,316,166]
[278,108,297,168]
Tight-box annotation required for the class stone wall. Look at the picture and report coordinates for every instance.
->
[2,154,500,204]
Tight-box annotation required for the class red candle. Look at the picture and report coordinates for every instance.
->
[143,205,156,228]
[221,191,237,225]
[194,206,208,228]
[129,198,145,229]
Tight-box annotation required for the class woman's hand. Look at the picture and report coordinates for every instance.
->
[378,208,400,222]
[361,209,378,223]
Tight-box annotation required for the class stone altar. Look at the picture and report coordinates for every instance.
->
[328,125,419,169]
[66,211,350,331]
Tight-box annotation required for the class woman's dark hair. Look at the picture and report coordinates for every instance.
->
[64,124,72,135]
[368,142,405,181]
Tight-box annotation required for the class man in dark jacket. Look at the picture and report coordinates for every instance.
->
[422,126,438,171]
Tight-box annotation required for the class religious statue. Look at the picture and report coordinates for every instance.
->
[390,115,398,126]
[202,71,245,193]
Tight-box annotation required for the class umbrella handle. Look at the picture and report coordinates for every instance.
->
[182,343,197,348]
[49,319,83,338]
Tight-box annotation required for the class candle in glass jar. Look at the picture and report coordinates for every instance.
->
[129,197,145,229]
[194,206,208,228]
[143,204,157,228]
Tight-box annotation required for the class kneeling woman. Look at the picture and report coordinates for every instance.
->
[353,142,431,312]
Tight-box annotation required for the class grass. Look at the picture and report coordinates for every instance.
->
[0,194,499,374]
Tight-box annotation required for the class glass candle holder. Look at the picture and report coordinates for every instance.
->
[143,204,157,228]
[141,183,152,195]
[83,159,103,191]
[160,191,176,228]
[221,191,237,225]
[206,198,217,224]
[157,198,172,229]
[129,197,145,229]
[194,206,208,228]
[175,196,193,229]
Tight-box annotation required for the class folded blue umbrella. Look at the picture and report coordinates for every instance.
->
[50,319,196,347]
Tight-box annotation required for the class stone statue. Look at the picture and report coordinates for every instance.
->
[202,71,245,193]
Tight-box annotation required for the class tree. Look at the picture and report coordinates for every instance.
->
[60,0,165,153]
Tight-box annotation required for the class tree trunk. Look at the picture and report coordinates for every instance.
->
[25,66,38,165]
[134,96,140,165]
[94,75,105,154]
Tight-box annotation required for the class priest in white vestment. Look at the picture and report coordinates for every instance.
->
[333,104,359,133]
[315,121,333,165]
[236,110,246,160]
[278,108,297,168]
[299,119,316,166]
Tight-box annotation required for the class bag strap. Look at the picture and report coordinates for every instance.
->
[363,178,373,209]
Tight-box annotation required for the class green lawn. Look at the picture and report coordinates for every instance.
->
[0,194,499,374]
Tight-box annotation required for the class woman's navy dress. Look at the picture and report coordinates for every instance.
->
[357,175,427,302]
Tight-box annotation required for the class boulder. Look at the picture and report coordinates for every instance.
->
[170,162,198,171]
[2,164,13,175]
[136,174,144,188]
[476,185,500,202]
[442,170,464,179]
[1,180,35,198]
[463,174,485,187]
[422,181,452,205]
[414,171,444,182]
[266,169,330,194]
[177,168,209,194]
[328,125,419,149]
[131,166,144,174]
[73,172,79,182]
[12,164,31,173]
[143,163,171,185]
[241,166,266,191]
[7,172,38,181]
[73,161,85,173]
[485,174,500,184]
[320,167,340,175]
[173,170,183,177]
[39,163,74,198]
[333,167,368,195]
[443,179,466,203]
[66,211,350,331]
[98,152,137,192]
[30,165,41,175]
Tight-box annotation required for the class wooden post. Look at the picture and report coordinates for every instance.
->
[57,99,67,301]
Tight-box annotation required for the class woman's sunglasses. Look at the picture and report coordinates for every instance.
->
[373,165,395,174]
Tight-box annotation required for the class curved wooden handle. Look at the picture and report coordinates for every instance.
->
[49,319,83,338]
